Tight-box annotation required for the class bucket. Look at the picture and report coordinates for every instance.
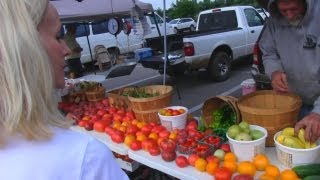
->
[158,106,188,131]
[201,96,241,128]
[237,90,302,146]
[227,125,268,162]
[240,79,256,95]
[274,131,320,168]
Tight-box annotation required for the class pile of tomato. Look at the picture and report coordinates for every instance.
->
[59,98,239,178]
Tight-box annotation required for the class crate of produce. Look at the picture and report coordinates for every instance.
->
[200,135,223,149]
[177,137,197,155]
[191,142,215,159]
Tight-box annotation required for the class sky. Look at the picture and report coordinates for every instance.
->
[146,0,175,10]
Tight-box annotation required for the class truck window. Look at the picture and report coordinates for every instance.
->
[198,10,238,31]
[92,20,109,35]
[244,8,264,27]
[148,14,164,24]
[75,24,90,37]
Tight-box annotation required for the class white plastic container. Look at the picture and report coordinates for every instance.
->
[158,106,188,131]
[274,131,320,168]
[227,125,268,162]
[240,79,256,95]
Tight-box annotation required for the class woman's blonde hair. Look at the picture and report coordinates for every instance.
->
[0,0,70,145]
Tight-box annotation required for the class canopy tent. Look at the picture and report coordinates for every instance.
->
[51,0,154,23]
[51,0,168,84]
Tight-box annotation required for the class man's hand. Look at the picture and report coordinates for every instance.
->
[271,71,289,92]
[295,112,320,143]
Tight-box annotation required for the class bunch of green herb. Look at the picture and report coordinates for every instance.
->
[209,105,236,141]
[121,88,160,98]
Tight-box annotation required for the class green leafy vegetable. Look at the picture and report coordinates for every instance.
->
[210,105,236,141]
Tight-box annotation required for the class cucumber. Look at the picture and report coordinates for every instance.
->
[304,175,320,180]
[292,164,320,178]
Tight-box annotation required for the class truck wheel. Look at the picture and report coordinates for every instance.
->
[208,51,231,82]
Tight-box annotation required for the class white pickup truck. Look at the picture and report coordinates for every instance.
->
[183,6,264,81]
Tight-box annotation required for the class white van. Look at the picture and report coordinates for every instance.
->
[64,12,174,65]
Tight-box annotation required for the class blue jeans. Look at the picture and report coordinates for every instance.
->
[298,104,314,120]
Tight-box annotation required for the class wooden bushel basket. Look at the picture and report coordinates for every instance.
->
[85,86,106,102]
[201,96,241,128]
[237,90,302,146]
[128,85,173,123]
[107,87,134,111]
[128,85,173,111]
[133,109,161,124]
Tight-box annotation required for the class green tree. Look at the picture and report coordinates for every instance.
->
[168,0,199,19]
[155,8,163,17]
[198,0,215,12]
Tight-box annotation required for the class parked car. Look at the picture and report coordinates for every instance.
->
[256,8,270,20]
[169,18,196,34]
[183,6,264,81]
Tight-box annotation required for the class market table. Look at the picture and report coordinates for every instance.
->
[71,126,288,179]
[128,147,284,180]
[70,126,129,155]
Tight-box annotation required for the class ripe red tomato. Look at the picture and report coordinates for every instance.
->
[96,110,106,117]
[130,140,142,151]
[125,111,135,120]
[116,110,126,117]
[186,121,198,131]
[113,114,123,122]
[161,151,176,162]
[141,139,157,151]
[151,125,165,134]
[206,155,220,164]
[141,125,153,135]
[187,129,198,137]
[78,120,88,127]
[84,122,94,131]
[101,98,109,106]
[148,146,161,156]
[93,121,109,132]
[213,167,232,180]
[233,175,254,180]
[160,139,176,152]
[188,154,199,166]
[172,110,181,116]
[220,143,231,153]
[159,130,170,138]
[90,114,101,122]
[104,126,114,136]
[111,131,125,144]
[126,125,139,135]
[175,156,189,168]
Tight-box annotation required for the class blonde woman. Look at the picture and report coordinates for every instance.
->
[0,0,128,179]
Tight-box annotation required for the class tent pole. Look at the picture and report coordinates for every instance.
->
[162,0,167,85]
[84,23,96,75]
